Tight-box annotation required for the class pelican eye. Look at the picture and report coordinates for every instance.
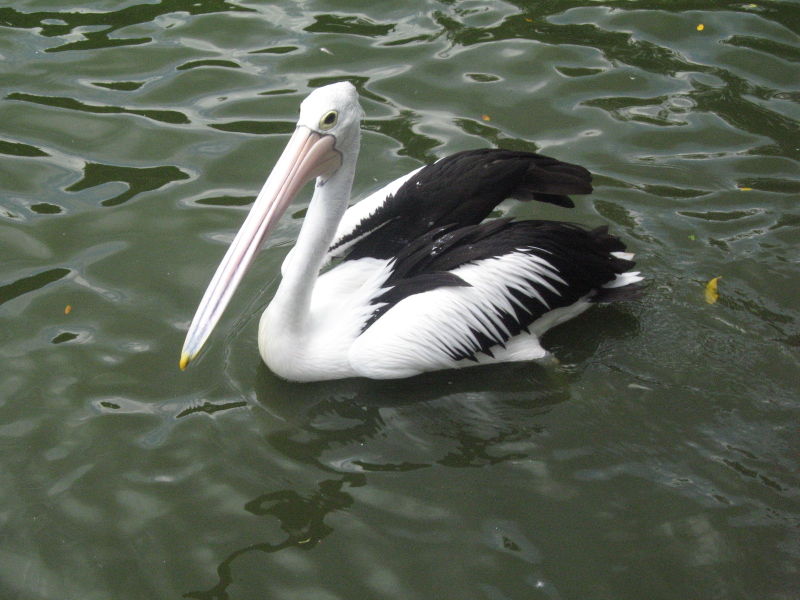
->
[319,110,338,130]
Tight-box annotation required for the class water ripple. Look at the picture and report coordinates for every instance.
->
[7,91,191,125]
[0,267,70,306]
[65,162,191,207]
[1,1,798,599]
[0,1,254,52]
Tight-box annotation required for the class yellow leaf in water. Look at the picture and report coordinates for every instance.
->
[64,304,72,315]
[696,24,705,31]
[738,186,753,191]
[705,277,721,304]
[481,114,491,121]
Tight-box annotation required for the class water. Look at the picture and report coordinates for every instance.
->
[1,1,799,598]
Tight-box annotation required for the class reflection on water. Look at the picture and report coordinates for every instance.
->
[258,361,567,473]
[1,0,798,598]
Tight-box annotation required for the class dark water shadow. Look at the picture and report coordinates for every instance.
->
[0,267,71,306]
[541,304,643,363]
[253,360,571,474]
[7,92,190,126]
[259,359,566,411]
[66,162,190,207]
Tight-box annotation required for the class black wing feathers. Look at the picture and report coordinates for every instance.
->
[364,220,637,360]
[334,149,592,261]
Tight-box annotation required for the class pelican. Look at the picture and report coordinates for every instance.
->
[180,82,643,381]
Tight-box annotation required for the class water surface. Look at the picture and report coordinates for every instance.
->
[1,1,798,598]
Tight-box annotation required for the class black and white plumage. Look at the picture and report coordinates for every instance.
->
[326,148,588,261]
[180,82,643,381]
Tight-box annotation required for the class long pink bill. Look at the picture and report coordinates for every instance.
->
[180,127,341,370]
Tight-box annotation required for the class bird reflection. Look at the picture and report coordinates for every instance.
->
[254,358,570,474]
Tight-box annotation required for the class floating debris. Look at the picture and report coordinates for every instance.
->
[705,276,721,304]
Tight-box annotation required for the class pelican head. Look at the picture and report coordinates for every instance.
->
[180,82,363,369]
[297,81,363,168]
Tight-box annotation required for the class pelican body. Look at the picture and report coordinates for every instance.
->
[181,82,642,381]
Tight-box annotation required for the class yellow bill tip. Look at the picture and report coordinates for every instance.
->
[179,353,190,371]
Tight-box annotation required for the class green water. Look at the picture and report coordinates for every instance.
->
[1,1,798,598]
